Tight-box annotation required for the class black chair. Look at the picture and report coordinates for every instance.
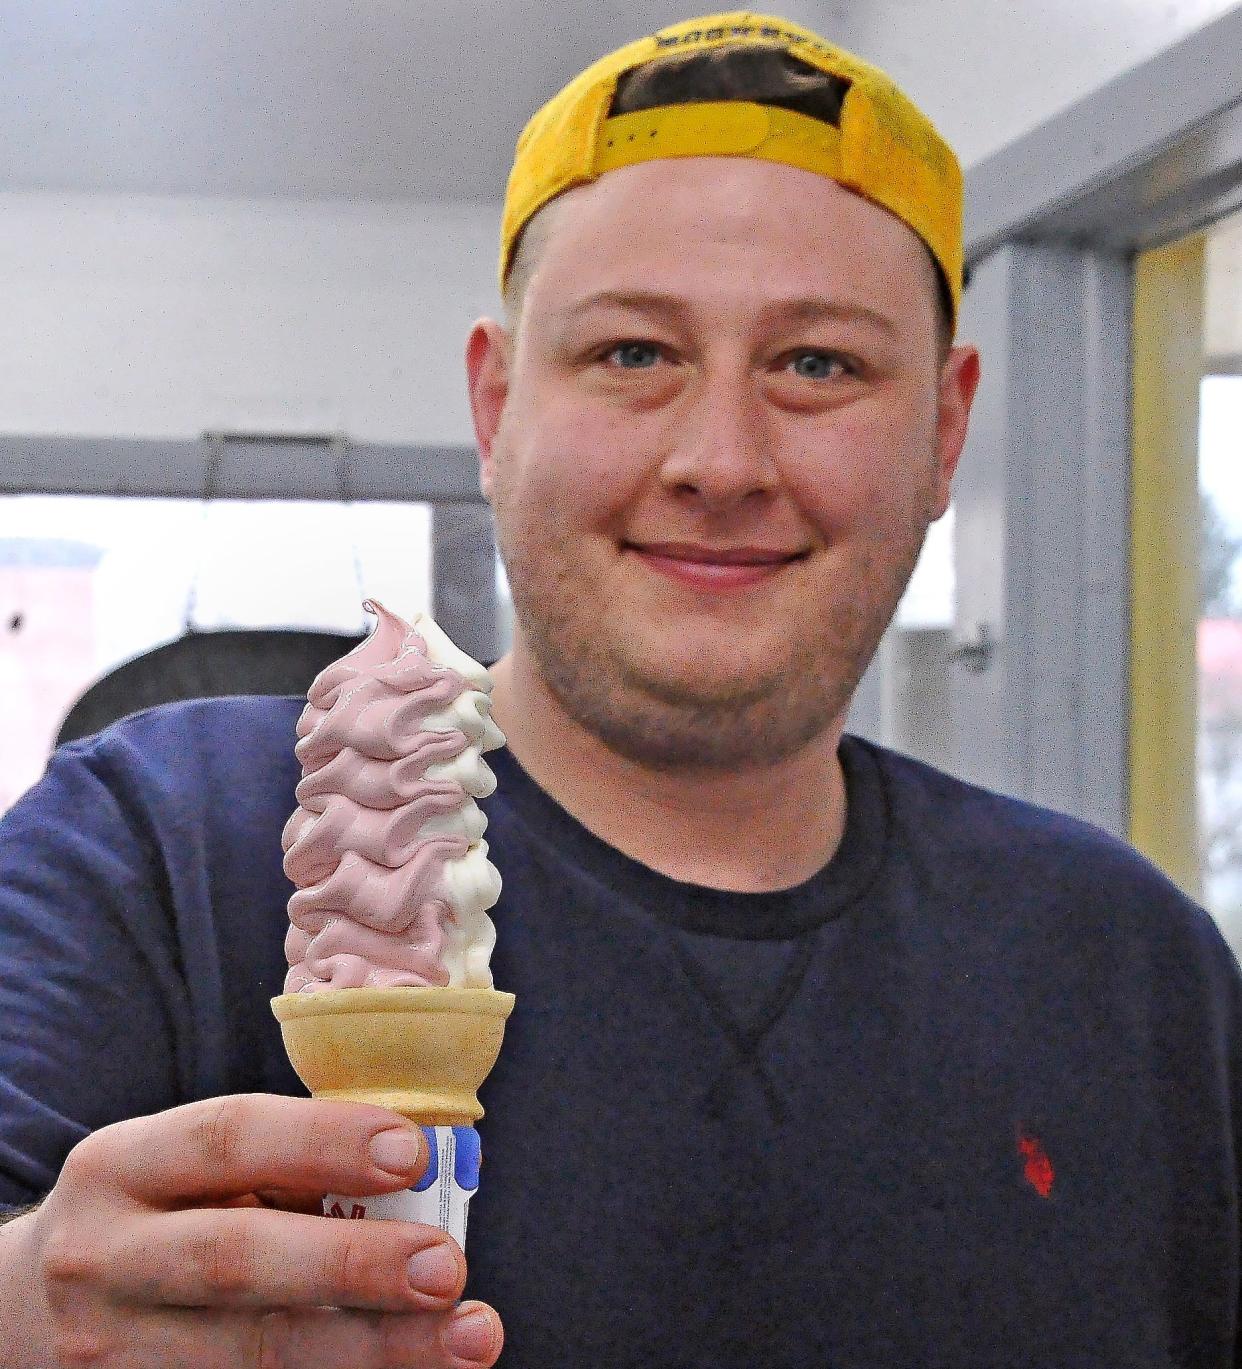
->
[56,628,364,747]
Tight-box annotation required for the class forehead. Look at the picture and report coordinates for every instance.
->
[518,156,939,329]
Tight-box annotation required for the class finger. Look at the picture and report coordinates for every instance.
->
[102,1207,466,1312]
[263,1301,505,1369]
[65,1095,428,1205]
[439,1302,506,1367]
[52,1302,502,1369]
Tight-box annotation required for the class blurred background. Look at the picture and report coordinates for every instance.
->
[1,1,1240,940]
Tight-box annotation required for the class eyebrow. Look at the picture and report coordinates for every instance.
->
[555,288,900,338]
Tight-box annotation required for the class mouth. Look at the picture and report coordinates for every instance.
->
[621,540,809,592]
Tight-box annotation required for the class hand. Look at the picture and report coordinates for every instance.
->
[0,1094,504,1368]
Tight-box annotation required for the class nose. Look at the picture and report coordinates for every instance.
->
[658,371,777,512]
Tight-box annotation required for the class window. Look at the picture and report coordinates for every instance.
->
[0,496,432,812]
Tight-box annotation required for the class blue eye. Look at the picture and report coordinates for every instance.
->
[789,351,848,380]
[608,342,661,369]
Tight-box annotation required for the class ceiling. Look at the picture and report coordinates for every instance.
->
[0,0,1237,202]
[0,0,836,201]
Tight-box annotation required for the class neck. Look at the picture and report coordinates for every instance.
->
[487,644,848,892]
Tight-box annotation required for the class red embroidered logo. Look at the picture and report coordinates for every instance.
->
[1017,1129,1054,1197]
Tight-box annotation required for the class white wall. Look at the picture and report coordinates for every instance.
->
[0,192,500,444]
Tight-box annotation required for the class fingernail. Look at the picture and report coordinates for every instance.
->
[442,1307,498,1364]
[368,1126,424,1176]
[406,1241,461,1298]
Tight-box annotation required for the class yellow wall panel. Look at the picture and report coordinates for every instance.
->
[1129,234,1204,897]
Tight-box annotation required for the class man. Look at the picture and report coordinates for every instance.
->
[1,12,1238,1368]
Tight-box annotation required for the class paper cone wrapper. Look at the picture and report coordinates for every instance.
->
[319,1124,481,1248]
[271,985,514,1248]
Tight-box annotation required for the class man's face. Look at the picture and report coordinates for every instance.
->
[468,156,979,772]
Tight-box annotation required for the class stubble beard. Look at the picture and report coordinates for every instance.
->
[497,516,932,774]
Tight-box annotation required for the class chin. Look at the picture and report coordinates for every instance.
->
[527,615,852,769]
[614,642,784,708]
[620,610,783,670]
[585,673,839,771]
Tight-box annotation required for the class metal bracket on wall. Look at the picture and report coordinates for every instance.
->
[949,622,995,673]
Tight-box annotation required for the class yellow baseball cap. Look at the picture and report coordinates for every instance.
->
[500,11,963,326]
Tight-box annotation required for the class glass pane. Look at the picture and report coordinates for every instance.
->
[1198,205,1242,949]
[0,496,431,813]
[1199,374,1242,948]
[895,505,955,630]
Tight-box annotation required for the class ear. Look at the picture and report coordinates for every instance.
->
[465,318,512,500]
[929,343,981,518]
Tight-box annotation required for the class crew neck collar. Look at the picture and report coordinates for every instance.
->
[485,735,890,940]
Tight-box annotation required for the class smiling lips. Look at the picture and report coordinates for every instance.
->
[624,541,806,591]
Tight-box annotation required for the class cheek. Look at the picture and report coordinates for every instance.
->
[494,392,652,531]
[781,401,939,532]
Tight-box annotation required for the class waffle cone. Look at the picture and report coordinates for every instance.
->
[271,985,515,1125]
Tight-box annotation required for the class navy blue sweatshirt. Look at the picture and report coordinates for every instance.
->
[1,696,1239,1366]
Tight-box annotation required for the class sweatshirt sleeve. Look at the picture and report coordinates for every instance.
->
[0,734,195,1204]
[0,697,302,1208]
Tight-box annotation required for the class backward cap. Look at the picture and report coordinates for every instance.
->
[500,10,964,326]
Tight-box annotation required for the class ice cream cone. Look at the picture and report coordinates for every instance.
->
[271,985,515,1125]
[273,605,514,1248]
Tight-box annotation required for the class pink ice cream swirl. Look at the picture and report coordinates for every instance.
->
[282,600,504,993]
